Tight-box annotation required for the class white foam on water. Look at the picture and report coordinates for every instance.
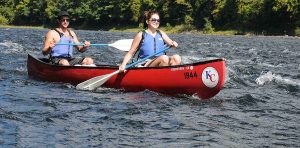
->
[0,41,24,53]
[256,71,300,86]
[225,67,234,83]
[255,71,274,85]
[258,62,283,68]
[16,66,27,72]
[248,47,257,55]
[196,42,210,45]
[282,48,290,53]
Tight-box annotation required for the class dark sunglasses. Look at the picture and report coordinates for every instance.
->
[150,18,160,23]
[60,18,70,22]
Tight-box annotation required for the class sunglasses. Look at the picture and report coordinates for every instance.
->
[150,18,160,23]
[60,18,70,22]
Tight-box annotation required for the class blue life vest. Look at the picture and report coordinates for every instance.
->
[138,30,165,59]
[51,29,74,58]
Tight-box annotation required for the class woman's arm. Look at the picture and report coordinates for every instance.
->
[119,31,143,71]
[160,30,178,48]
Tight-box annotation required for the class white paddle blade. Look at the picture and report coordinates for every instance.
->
[76,70,120,90]
[109,39,133,51]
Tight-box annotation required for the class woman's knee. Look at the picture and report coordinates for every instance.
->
[159,55,170,65]
[59,59,70,66]
[174,54,181,62]
[162,55,170,62]
[170,55,181,65]
[82,57,94,65]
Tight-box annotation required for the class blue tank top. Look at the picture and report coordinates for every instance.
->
[51,29,74,58]
[139,30,165,59]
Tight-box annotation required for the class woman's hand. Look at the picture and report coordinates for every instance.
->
[119,64,126,73]
[84,41,91,47]
[171,41,178,48]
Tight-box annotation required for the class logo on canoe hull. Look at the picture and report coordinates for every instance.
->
[202,67,219,88]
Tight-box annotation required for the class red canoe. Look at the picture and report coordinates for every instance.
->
[27,54,226,99]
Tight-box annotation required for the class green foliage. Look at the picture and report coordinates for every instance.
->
[169,0,193,24]
[236,0,264,30]
[203,17,214,34]
[0,0,299,35]
[0,6,15,24]
[138,23,143,29]
[295,27,300,36]
[184,15,193,25]
[165,23,172,31]
[129,0,142,22]
[0,15,9,25]
[272,0,299,14]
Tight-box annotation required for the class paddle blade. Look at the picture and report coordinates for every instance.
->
[109,39,133,51]
[76,70,120,90]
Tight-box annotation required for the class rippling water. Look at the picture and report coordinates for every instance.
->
[0,28,299,147]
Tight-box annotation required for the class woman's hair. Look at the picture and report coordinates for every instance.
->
[143,10,159,29]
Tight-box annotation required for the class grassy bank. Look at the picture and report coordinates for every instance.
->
[108,24,239,35]
[109,24,300,37]
[1,24,299,37]
[0,25,44,29]
[295,28,300,36]
[1,24,235,35]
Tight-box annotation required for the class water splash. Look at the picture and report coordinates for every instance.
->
[256,71,300,86]
[16,66,26,72]
[0,41,24,53]
[248,48,257,55]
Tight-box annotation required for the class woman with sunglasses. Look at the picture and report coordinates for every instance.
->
[42,11,94,66]
[119,10,181,72]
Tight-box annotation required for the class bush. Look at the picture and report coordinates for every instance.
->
[0,15,9,25]
[138,23,143,29]
[295,27,300,37]
[203,17,214,34]
[165,23,172,31]
[184,15,193,25]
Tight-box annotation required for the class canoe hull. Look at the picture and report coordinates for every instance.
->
[27,54,226,99]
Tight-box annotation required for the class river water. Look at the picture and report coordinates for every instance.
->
[0,28,299,147]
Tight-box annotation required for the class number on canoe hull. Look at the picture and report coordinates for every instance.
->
[184,71,198,79]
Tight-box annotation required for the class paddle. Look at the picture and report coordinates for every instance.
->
[76,45,172,91]
[56,39,133,51]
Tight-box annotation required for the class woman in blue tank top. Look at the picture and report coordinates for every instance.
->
[119,10,181,71]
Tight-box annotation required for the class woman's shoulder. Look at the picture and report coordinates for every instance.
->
[135,30,144,37]
[157,29,166,35]
[137,30,145,34]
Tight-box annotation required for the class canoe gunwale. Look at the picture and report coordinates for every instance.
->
[28,53,225,70]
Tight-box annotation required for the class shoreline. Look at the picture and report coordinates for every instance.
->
[1,25,299,38]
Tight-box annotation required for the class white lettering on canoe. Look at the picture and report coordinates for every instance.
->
[171,67,185,71]
[171,66,194,71]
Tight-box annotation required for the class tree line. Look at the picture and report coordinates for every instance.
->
[1,0,299,35]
